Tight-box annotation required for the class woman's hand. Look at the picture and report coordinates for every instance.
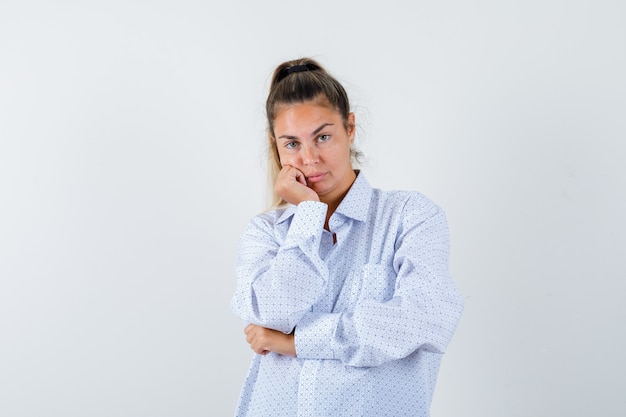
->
[274,165,319,205]
[244,324,296,357]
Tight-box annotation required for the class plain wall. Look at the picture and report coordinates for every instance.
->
[1,0,625,416]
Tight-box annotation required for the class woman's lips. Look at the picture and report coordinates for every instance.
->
[306,173,326,183]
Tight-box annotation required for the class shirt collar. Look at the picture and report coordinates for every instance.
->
[275,171,373,224]
[333,171,372,222]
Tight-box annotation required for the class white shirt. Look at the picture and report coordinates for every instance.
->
[231,172,463,416]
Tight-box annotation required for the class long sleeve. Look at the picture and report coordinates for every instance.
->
[294,196,464,367]
[231,201,330,333]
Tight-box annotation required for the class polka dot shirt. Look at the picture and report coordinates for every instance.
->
[231,173,463,416]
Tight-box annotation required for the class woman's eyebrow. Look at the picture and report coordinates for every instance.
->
[311,123,333,136]
[277,134,299,140]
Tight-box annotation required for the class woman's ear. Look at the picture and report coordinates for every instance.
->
[347,112,356,142]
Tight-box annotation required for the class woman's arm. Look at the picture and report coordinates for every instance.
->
[294,197,464,367]
[243,324,296,356]
[231,201,329,334]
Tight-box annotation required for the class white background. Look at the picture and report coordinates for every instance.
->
[1,1,625,416]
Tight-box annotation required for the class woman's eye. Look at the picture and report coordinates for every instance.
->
[285,141,298,149]
[317,134,330,142]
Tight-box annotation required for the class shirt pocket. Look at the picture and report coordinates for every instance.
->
[358,264,396,303]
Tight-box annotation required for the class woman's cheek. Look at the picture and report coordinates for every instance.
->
[280,155,299,168]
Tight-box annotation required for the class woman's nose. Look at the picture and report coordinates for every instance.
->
[301,145,319,165]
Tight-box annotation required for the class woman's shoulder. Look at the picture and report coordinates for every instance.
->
[246,205,294,229]
[374,187,442,214]
[370,188,448,236]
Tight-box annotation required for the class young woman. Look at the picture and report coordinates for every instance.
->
[231,58,463,417]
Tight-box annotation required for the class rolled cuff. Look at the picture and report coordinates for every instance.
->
[294,312,340,360]
[283,201,328,248]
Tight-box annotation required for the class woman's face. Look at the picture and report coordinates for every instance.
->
[273,100,356,205]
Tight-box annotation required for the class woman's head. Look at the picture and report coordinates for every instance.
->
[266,58,351,136]
[265,58,361,207]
